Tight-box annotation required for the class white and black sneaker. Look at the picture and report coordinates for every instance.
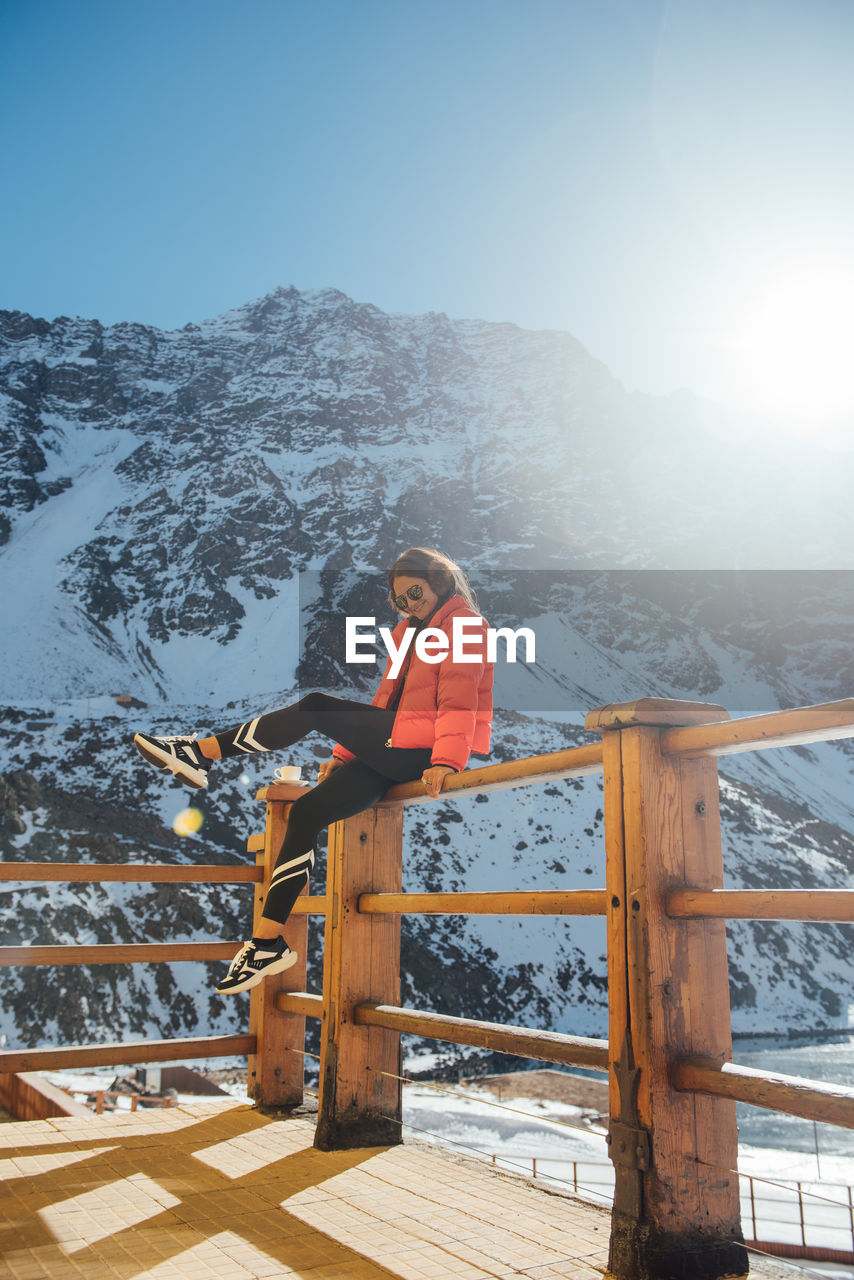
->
[215,936,297,995]
[133,732,213,789]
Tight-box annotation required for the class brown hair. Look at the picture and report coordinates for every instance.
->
[388,547,477,610]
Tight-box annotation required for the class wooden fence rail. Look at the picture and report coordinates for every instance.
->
[672,1058,854,1129]
[0,1035,256,1074]
[659,696,854,757]
[0,863,264,883]
[0,943,242,966]
[667,887,854,922]
[353,1003,610,1071]
[358,889,608,915]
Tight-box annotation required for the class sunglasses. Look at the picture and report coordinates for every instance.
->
[390,583,424,612]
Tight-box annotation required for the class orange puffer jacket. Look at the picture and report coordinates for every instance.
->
[333,594,494,773]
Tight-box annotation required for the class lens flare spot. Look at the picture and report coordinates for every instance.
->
[239,773,251,787]
[173,807,204,837]
[730,263,854,443]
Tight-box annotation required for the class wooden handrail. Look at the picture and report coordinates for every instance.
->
[667,888,854,922]
[673,1058,854,1129]
[382,743,605,804]
[354,1003,609,1071]
[276,991,324,1018]
[0,1034,256,1074]
[258,741,604,809]
[0,862,263,883]
[660,697,854,760]
[0,943,241,967]
[284,895,327,914]
[358,890,607,915]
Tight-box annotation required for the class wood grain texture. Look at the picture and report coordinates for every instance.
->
[601,730,630,1132]
[622,728,740,1238]
[0,1070,92,1119]
[260,742,604,809]
[673,1058,854,1129]
[276,991,323,1019]
[0,943,240,966]
[660,697,854,758]
[315,804,403,1149]
[667,888,854,921]
[248,800,308,1108]
[354,1004,608,1069]
[0,1035,256,1073]
[593,700,747,1279]
[585,698,730,731]
[0,863,262,882]
[358,890,607,916]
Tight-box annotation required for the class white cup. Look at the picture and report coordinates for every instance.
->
[273,765,302,783]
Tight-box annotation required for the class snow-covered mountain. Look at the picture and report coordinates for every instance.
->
[1,286,852,1055]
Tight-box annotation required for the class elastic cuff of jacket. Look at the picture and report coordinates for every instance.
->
[431,762,459,772]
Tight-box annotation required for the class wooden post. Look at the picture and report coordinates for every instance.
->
[248,798,308,1108]
[314,802,403,1150]
[585,699,749,1280]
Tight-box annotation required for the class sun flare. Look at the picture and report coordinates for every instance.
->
[732,266,854,441]
[172,807,204,837]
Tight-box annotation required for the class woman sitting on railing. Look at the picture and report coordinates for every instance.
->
[133,548,494,996]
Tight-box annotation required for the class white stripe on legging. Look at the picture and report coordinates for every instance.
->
[234,717,269,752]
[270,849,315,887]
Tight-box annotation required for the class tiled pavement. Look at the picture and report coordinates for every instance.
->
[0,1099,614,1279]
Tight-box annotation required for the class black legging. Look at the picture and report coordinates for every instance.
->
[216,694,433,926]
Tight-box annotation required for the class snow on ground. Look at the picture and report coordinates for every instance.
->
[401,1080,612,1204]
[398,1080,854,1267]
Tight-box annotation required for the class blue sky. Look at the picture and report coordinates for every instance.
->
[2,0,854,418]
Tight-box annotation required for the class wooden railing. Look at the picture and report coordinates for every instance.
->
[1,696,853,1280]
[267,695,854,1279]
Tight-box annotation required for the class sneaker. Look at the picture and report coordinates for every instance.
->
[133,732,213,789]
[215,937,297,995]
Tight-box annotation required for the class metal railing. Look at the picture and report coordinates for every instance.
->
[480,1153,854,1264]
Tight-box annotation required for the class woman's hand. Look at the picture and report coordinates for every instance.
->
[421,765,455,799]
[317,758,343,784]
